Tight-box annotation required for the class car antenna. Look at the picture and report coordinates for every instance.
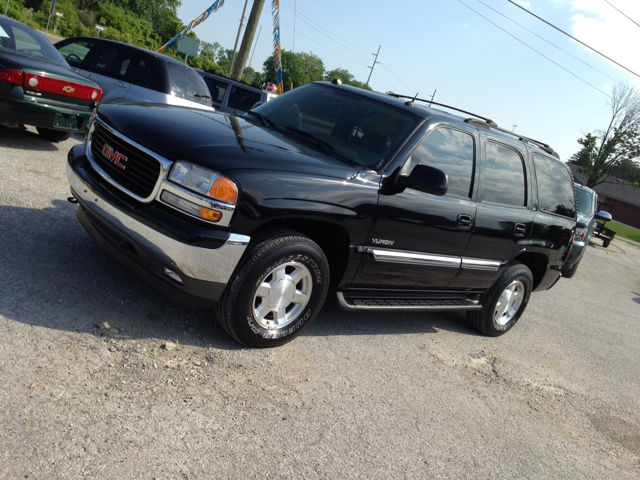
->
[405,92,419,108]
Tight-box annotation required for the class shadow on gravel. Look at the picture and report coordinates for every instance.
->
[0,200,478,351]
[0,125,83,151]
[632,293,640,306]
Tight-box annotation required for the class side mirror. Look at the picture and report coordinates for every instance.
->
[595,211,612,222]
[396,164,448,196]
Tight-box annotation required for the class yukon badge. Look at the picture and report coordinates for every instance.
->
[101,143,128,170]
[372,238,394,246]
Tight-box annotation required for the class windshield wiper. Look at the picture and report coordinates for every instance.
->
[245,111,275,128]
[194,94,211,98]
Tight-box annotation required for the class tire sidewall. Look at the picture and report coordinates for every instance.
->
[233,243,329,347]
[484,267,533,335]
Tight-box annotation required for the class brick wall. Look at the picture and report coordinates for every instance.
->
[597,196,640,229]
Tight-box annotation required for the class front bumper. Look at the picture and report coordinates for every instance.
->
[67,145,250,306]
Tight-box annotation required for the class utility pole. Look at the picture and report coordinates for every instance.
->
[229,0,249,75]
[231,0,266,80]
[365,45,381,90]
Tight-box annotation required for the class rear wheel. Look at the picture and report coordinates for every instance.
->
[216,229,330,347]
[468,263,533,336]
[36,127,72,142]
[603,239,611,248]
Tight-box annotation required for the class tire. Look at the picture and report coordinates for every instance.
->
[467,263,533,337]
[561,258,580,278]
[36,127,72,142]
[216,229,330,348]
[603,239,611,248]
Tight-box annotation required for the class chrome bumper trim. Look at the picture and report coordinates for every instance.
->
[67,162,249,284]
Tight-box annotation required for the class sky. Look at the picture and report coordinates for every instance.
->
[175,0,640,163]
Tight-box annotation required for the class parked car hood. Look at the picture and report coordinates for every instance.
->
[96,103,362,179]
[0,53,100,87]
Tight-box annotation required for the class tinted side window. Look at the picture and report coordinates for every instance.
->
[203,77,229,104]
[411,128,475,198]
[482,141,526,206]
[93,43,135,79]
[57,40,96,68]
[533,154,576,218]
[228,85,261,111]
[127,55,164,92]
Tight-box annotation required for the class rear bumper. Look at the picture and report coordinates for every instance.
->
[0,94,92,131]
[66,145,250,306]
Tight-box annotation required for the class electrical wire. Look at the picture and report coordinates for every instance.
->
[458,0,611,98]
[605,0,640,29]
[279,0,373,57]
[507,0,640,79]
[378,63,423,94]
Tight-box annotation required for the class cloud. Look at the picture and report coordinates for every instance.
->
[569,0,640,79]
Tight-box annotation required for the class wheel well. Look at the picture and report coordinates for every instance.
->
[251,219,350,289]
[512,252,548,290]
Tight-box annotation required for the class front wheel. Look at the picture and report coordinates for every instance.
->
[216,230,330,347]
[602,239,611,248]
[467,263,533,336]
[36,127,72,142]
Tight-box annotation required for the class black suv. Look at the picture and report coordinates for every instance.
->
[66,81,576,347]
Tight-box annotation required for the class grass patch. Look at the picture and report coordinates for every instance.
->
[605,221,640,243]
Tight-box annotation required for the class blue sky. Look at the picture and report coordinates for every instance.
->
[175,0,640,163]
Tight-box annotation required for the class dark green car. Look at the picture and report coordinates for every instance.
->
[0,16,102,142]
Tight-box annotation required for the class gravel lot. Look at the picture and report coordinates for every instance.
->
[1,125,640,479]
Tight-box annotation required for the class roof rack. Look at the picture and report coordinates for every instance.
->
[387,93,559,159]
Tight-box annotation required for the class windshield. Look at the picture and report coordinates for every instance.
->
[250,83,422,168]
[576,187,593,215]
[0,18,68,67]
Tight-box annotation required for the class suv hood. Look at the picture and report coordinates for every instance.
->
[96,103,362,179]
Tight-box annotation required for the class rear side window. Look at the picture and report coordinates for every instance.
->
[0,20,67,66]
[533,154,576,218]
[410,128,475,199]
[57,40,96,68]
[481,141,526,207]
[93,43,135,79]
[127,55,164,92]
[166,63,211,106]
[203,77,229,104]
[228,85,261,111]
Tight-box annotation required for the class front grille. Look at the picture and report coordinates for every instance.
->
[90,123,161,199]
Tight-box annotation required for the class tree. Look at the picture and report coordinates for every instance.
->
[263,50,324,91]
[570,83,640,188]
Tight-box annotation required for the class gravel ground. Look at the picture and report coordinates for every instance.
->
[1,125,640,479]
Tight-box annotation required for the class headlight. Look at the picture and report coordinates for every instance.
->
[573,227,587,242]
[169,161,238,204]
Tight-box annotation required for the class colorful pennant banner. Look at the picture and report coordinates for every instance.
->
[157,0,226,54]
[271,0,283,93]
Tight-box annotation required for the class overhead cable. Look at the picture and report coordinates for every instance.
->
[458,0,610,97]
[604,1,640,29]
[508,0,640,79]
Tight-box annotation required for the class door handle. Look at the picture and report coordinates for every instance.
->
[514,223,527,237]
[457,214,474,230]
[116,82,128,88]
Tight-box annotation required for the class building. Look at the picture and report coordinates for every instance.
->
[567,163,640,229]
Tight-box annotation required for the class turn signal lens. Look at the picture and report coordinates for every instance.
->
[209,177,238,203]
[0,69,24,86]
[200,208,222,221]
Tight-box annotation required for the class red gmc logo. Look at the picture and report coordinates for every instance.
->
[101,143,127,170]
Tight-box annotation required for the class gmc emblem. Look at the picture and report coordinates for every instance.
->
[101,143,127,169]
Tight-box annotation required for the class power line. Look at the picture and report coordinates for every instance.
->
[474,0,620,86]
[507,0,640,79]
[379,63,423,94]
[458,0,610,97]
[605,0,640,29]
[279,0,373,60]
[279,20,369,68]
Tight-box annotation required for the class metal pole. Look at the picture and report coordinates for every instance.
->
[184,53,188,64]
[248,25,262,70]
[5,0,10,16]
[229,0,249,74]
[365,45,381,89]
[45,13,52,35]
[54,15,60,34]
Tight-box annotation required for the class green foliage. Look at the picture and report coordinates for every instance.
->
[570,83,640,188]
[606,221,640,243]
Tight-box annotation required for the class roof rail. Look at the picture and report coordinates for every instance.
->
[386,93,559,159]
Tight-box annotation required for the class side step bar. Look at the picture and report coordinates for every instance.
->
[336,291,483,312]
